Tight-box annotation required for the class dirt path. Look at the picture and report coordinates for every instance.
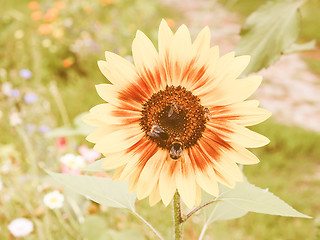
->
[162,0,320,133]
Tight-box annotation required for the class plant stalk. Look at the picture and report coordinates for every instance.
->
[173,191,183,240]
[133,211,164,240]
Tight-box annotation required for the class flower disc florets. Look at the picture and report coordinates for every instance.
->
[140,85,207,151]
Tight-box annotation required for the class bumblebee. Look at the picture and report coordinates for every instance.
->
[168,102,180,118]
[169,139,183,160]
[204,108,211,121]
[147,124,169,140]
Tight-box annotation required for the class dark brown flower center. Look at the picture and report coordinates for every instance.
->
[140,85,208,154]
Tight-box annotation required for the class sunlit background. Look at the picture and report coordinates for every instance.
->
[1,0,320,239]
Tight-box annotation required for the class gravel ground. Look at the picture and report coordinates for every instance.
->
[162,0,320,132]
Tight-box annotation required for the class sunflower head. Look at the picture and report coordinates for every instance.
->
[83,19,271,209]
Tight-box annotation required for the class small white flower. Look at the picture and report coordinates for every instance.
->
[43,190,64,209]
[42,39,52,48]
[1,82,12,96]
[0,68,7,79]
[9,112,22,126]
[1,160,12,173]
[14,30,24,39]
[8,218,34,237]
[60,153,85,170]
[63,18,73,28]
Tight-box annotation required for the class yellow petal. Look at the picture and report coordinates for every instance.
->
[86,127,114,143]
[132,30,159,92]
[213,51,235,79]
[158,19,173,56]
[194,166,219,197]
[149,183,162,206]
[206,121,269,148]
[128,167,142,192]
[93,128,143,154]
[112,165,126,181]
[82,112,104,127]
[230,124,270,148]
[192,26,211,54]
[119,142,158,180]
[98,51,138,87]
[218,152,244,182]
[212,104,272,127]
[136,150,166,200]
[101,152,130,170]
[89,103,140,126]
[176,154,196,209]
[95,84,119,105]
[89,104,115,124]
[169,24,192,85]
[196,142,237,188]
[228,144,260,165]
[201,75,262,106]
[159,159,177,206]
[188,46,220,92]
[118,153,142,181]
[215,55,250,84]
[195,184,202,206]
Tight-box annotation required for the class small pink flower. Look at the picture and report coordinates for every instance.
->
[56,137,67,151]
[78,145,101,163]
[94,172,110,178]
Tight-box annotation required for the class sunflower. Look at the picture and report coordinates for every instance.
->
[83,20,271,209]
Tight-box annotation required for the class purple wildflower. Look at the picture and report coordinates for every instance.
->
[19,69,32,79]
[24,93,38,104]
[10,89,21,98]
[38,125,51,134]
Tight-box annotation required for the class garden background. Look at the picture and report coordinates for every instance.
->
[1,0,320,239]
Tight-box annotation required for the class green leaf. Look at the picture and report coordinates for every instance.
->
[203,200,248,223]
[217,181,311,218]
[46,112,94,138]
[284,39,317,54]
[46,171,136,210]
[202,187,248,223]
[74,112,94,134]
[81,159,105,172]
[45,126,83,138]
[236,0,305,74]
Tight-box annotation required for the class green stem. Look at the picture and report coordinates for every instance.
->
[133,211,164,240]
[53,209,75,237]
[49,81,70,126]
[198,223,208,240]
[182,199,218,223]
[173,191,183,240]
[16,125,38,179]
